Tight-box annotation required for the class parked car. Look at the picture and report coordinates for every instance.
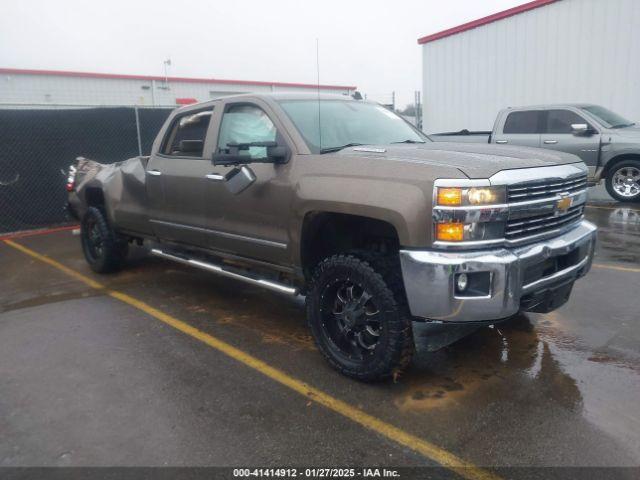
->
[67,93,597,381]
[431,104,640,202]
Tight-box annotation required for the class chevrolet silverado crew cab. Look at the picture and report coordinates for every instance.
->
[67,93,597,381]
[432,104,640,202]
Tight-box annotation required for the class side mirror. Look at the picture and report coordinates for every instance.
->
[267,144,289,163]
[212,141,288,165]
[571,123,590,136]
[212,152,250,166]
[224,166,256,194]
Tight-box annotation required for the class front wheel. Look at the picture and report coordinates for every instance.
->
[81,207,128,273]
[605,160,640,202]
[306,254,414,381]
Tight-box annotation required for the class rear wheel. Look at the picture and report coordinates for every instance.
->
[306,254,414,381]
[606,160,640,202]
[81,207,128,273]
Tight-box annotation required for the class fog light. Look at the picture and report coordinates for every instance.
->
[455,271,492,297]
[456,273,468,292]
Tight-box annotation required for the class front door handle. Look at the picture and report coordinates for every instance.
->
[147,169,162,176]
[205,173,225,181]
[495,140,508,144]
[544,140,558,144]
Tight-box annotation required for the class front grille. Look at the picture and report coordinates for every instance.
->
[505,205,584,240]
[507,173,587,202]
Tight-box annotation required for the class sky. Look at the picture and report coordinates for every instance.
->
[0,0,524,108]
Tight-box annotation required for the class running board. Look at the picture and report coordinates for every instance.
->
[150,248,298,296]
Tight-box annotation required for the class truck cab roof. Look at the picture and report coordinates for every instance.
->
[503,103,597,111]
[176,92,359,113]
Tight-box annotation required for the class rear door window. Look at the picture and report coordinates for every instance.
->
[503,111,541,134]
[543,110,591,134]
[161,109,213,157]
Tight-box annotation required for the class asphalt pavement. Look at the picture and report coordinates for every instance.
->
[1,186,639,479]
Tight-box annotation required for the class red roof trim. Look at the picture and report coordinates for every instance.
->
[176,97,197,105]
[417,0,558,45]
[0,67,356,91]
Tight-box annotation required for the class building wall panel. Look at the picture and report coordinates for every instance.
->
[421,0,640,133]
[0,71,354,107]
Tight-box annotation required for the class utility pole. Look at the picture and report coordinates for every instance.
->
[163,59,172,87]
[391,91,395,110]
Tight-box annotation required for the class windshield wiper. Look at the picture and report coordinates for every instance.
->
[319,143,365,154]
[611,123,635,129]
[391,139,426,144]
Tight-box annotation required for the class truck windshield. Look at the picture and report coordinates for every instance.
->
[580,105,635,129]
[277,99,426,153]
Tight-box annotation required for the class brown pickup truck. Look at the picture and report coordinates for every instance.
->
[67,93,597,381]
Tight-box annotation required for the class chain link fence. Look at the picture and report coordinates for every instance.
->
[0,105,173,233]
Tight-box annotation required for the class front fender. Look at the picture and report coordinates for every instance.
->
[290,174,433,265]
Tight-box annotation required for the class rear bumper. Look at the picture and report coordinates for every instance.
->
[399,220,597,323]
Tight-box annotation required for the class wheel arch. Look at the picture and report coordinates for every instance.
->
[298,211,401,281]
[602,153,640,180]
[84,186,106,209]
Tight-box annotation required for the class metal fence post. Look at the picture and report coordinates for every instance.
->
[134,106,143,157]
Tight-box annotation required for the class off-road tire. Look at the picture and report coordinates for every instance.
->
[605,160,640,202]
[306,254,414,381]
[81,207,128,273]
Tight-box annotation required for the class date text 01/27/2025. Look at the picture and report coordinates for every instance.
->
[232,468,400,478]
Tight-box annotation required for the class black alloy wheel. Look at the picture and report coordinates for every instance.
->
[80,207,128,273]
[306,254,414,381]
[323,279,383,359]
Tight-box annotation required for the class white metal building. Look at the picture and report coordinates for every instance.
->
[419,0,640,133]
[0,68,356,107]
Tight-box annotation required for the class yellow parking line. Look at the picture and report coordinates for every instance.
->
[3,239,500,480]
[5,239,104,289]
[593,262,640,273]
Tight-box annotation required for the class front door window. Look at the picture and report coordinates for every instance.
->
[217,105,277,160]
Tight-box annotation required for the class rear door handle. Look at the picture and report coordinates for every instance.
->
[495,140,508,144]
[205,173,225,181]
[544,140,558,144]
[147,169,162,176]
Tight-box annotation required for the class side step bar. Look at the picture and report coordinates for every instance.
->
[150,249,298,296]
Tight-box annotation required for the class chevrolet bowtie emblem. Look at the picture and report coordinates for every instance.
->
[556,196,572,212]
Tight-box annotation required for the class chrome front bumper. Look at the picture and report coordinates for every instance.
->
[399,220,597,322]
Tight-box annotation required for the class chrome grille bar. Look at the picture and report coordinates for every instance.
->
[506,206,584,239]
[508,174,587,202]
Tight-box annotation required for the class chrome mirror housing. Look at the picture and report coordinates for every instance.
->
[571,123,589,135]
[224,166,256,195]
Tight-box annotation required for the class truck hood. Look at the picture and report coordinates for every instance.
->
[337,142,583,179]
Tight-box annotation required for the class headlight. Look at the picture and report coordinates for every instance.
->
[436,186,505,206]
[434,184,507,244]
